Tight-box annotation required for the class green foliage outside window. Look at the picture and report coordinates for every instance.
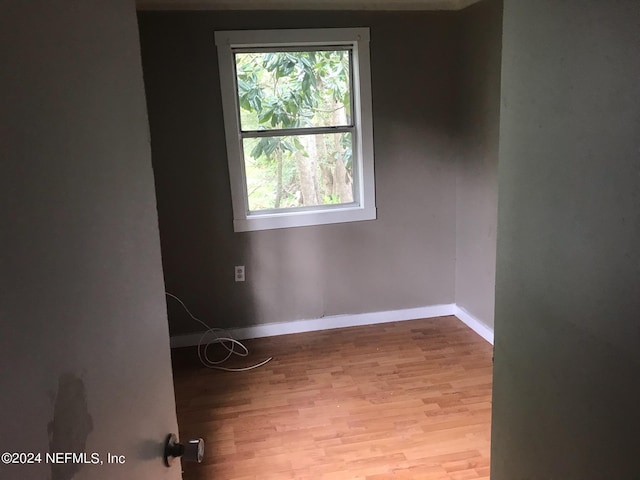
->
[235,50,355,211]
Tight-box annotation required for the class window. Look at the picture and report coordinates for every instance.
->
[215,28,376,232]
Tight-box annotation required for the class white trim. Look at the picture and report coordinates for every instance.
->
[170,303,456,348]
[215,27,376,232]
[453,305,494,345]
[235,205,376,231]
[215,27,370,47]
[137,0,482,11]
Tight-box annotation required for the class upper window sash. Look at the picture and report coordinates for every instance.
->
[233,47,354,133]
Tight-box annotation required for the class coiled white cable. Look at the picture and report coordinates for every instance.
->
[166,292,272,372]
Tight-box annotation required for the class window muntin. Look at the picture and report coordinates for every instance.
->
[215,28,376,232]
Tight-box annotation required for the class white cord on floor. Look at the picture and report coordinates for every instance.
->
[166,292,272,372]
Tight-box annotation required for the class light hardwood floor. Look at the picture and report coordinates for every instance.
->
[171,315,493,480]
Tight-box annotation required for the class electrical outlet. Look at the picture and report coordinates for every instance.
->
[234,265,245,282]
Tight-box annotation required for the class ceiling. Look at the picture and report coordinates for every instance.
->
[136,0,483,11]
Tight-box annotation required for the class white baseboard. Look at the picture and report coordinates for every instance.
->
[170,303,494,348]
[170,303,456,348]
[454,305,494,345]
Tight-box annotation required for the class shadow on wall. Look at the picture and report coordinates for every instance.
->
[248,230,327,325]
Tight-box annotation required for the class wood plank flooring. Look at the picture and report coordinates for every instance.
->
[171,315,493,480]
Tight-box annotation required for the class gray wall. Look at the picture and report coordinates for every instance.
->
[455,0,501,329]
[492,1,640,478]
[0,1,180,478]
[138,11,461,335]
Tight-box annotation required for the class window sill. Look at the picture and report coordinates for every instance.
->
[233,206,377,232]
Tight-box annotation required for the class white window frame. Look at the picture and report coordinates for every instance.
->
[215,28,376,232]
